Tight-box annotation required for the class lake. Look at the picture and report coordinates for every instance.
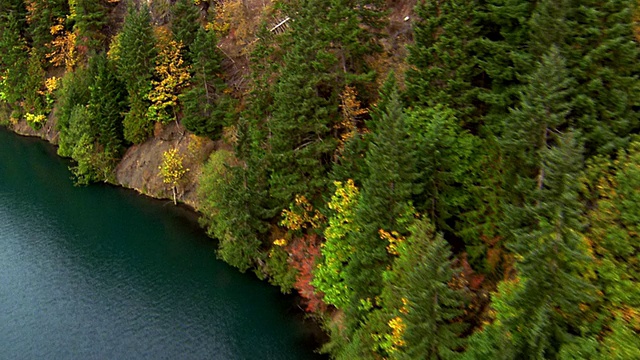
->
[0,128,323,359]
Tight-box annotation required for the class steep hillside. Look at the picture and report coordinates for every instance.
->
[2,0,640,359]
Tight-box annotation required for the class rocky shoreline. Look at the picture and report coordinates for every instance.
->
[6,118,215,210]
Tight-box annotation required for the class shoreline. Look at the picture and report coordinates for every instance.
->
[0,123,329,354]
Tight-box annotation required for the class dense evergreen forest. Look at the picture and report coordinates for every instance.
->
[1,0,639,358]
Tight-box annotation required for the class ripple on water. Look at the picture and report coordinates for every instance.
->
[0,130,323,359]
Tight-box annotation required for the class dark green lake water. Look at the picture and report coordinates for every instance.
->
[0,128,323,359]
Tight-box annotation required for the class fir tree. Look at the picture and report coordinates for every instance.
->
[405,106,476,235]
[171,0,200,60]
[467,132,594,359]
[87,53,126,161]
[475,0,537,131]
[466,44,595,358]
[509,132,593,358]
[344,86,417,317]
[406,0,483,127]
[502,46,575,201]
[389,217,467,360]
[580,142,640,358]
[22,50,47,116]
[72,0,108,53]
[568,0,640,155]
[55,65,91,157]
[0,11,29,107]
[198,126,273,272]
[117,3,157,144]
[266,0,383,207]
[180,27,230,138]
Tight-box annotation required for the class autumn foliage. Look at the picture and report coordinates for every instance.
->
[287,234,325,313]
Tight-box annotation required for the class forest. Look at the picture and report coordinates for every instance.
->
[0,0,639,358]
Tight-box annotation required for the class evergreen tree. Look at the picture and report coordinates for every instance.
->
[55,65,91,157]
[466,43,596,358]
[88,53,127,161]
[527,0,571,59]
[180,27,230,138]
[195,22,283,274]
[344,86,417,317]
[66,104,99,184]
[198,127,273,272]
[72,0,108,53]
[22,50,47,117]
[123,95,153,144]
[25,0,69,61]
[501,46,575,202]
[117,3,157,144]
[405,106,477,235]
[389,217,467,360]
[568,0,640,155]
[406,0,483,127]
[475,0,536,131]
[0,11,29,107]
[170,0,200,59]
[468,132,594,359]
[579,142,640,358]
[266,0,383,207]
[513,132,593,358]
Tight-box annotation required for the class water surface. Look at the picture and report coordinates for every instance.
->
[0,128,322,359]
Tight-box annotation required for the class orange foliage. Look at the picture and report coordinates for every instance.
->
[287,234,326,312]
[47,19,77,70]
[334,85,367,157]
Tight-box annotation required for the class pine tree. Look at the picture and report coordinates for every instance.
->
[344,86,417,317]
[475,0,536,131]
[406,0,483,127]
[568,0,640,155]
[72,0,109,53]
[180,26,230,138]
[117,3,157,144]
[87,53,126,161]
[0,11,29,107]
[388,217,467,360]
[25,0,69,61]
[171,0,200,59]
[266,0,383,207]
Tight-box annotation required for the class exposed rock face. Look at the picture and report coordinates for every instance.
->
[7,118,214,211]
[10,116,59,144]
[114,122,215,209]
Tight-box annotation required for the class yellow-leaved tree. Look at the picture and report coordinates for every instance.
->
[148,30,191,124]
[159,148,189,204]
